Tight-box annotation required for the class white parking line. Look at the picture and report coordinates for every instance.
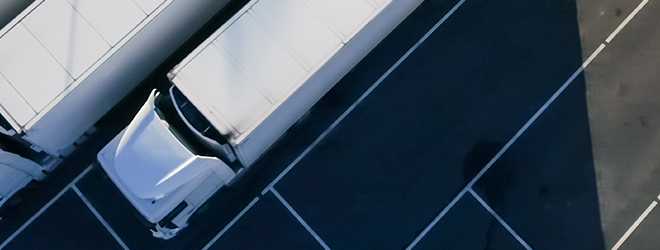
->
[611,200,658,250]
[270,188,331,250]
[201,197,260,250]
[583,43,606,69]
[0,164,93,250]
[262,0,468,195]
[71,185,129,250]
[605,0,649,44]
[406,41,608,250]
[468,189,533,250]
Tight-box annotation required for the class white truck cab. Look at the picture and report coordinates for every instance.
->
[98,88,238,239]
[98,0,422,239]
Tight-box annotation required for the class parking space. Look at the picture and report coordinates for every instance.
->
[204,192,324,250]
[1,0,657,249]
[2,189,123,250]
[413,193,527,250]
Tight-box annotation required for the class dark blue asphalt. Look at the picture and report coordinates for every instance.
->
[207,193,325,250]
[3,190,123,250]
[413,194,528,250]
[0,0,605,249]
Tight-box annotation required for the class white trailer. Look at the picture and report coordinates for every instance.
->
[98,0,422,239]
[0,0,238,170]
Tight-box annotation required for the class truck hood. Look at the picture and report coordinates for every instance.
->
[114,91,207,199]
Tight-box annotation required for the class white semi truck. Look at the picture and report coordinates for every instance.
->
[0,0,240,210]
[97,0,422,239]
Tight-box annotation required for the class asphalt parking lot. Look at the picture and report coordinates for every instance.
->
[1,0,657,249]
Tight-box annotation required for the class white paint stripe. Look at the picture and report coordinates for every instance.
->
[605,0,649,43]
[407,38,609,250]
[406,190,468,250]
[72,185,129,250]
[271,188,331,250]
[201,197,260,250]
[469,189,533,250]
[611,201,658,250]
[0,164,93,250]
[582,43,606,68]
[262,0,467,196]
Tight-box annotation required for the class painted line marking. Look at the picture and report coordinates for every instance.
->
[201,197,260,250]
[469,189,533,250]
[605,0,649,44]
[406,190,467,250]
[611,200,658,250]
[72,185,129,250]
[271,188,331,250]
[0,164,93,250]
[262,0,468,196]
[407,42,608,250]
[583,43,606,68]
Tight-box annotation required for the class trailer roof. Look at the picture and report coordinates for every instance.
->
[171,0,389,144]
[0,0,165,131]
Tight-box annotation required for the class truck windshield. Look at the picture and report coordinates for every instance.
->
[153,86,231,159]
[154,89,210,156]
[169,87,229,145]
